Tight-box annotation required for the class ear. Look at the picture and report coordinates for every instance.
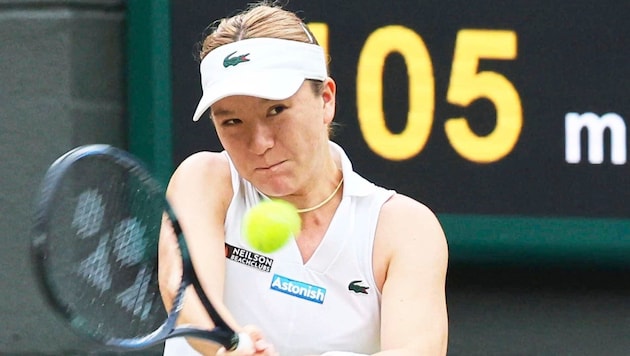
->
[321,77,336,125]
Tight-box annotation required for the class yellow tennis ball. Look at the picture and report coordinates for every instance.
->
[243,199,301,253]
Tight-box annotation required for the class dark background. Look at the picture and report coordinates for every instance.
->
[169,1,629,355]
[171,0,629,219]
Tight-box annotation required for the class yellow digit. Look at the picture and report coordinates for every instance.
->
[357,25,434,161]
[307,22,329,57]
[445,29,522,163]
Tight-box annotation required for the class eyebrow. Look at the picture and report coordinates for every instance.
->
[210,98,277,119]
[210,108,234,119]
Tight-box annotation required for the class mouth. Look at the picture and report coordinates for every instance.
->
[257,160,287,171]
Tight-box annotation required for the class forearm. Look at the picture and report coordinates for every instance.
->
[182,295,224,355]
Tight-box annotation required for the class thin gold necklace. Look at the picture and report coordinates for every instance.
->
[296,177,344,214]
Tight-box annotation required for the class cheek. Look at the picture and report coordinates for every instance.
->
[280,114,316,141]
[298,100,327,128]
[323,101,335,125]
[215,130,243,155]
[214,129,230,148]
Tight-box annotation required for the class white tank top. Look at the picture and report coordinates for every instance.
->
[164,142,394,355]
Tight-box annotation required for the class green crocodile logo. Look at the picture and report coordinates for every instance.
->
[348,280,369,294]
[223,51,250,67]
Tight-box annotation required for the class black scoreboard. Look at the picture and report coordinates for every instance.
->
[170,1,629,268]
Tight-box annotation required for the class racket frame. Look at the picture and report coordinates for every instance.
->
[32,144,241,351]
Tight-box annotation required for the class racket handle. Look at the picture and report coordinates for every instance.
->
[236,332,254,351]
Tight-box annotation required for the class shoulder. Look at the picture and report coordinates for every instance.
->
[171,151,230,180]
[380,193,442,231]
[375,193,448,268]
[166,151,233,214]
[169,151,230,189]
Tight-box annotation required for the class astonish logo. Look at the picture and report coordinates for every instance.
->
[270,274,326,304]
[223,51,250,67]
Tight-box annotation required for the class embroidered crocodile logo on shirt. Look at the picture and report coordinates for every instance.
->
[348,280,369,294]
[223,51,250,67]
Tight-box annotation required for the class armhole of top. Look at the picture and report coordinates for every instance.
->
[364,188,396,298]
[223,151,240,225]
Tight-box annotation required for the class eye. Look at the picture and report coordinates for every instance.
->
[220,118,242,126]
[269,105,287,116]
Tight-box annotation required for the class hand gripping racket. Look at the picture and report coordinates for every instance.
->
[32,144,252,352]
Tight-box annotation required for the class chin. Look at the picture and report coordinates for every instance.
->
[257,181,294,198]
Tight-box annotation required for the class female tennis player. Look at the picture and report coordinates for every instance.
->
[159,2,449,355]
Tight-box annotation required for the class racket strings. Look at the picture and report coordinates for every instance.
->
[72,188,105,239]
[43,156,167,340]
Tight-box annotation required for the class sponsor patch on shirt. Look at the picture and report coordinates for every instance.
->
[270,274,326,304]
[225,243,273,272]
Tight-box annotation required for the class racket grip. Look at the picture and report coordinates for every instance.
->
[232,332,255,352]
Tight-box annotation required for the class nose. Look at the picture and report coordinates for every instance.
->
[248,121,274,155]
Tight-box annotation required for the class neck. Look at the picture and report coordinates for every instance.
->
[296,177,344,213]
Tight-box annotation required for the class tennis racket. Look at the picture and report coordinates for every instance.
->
[31,144,252,352]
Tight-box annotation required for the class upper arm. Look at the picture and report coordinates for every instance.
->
[157,151,238,352]
[376,194,449,355]
[165,151,233,295]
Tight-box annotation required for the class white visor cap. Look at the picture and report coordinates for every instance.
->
[192,38,328,121]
